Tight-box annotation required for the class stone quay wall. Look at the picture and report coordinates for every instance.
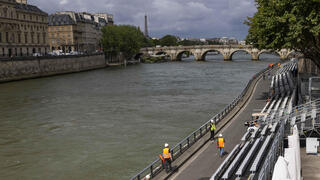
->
[0,54,107,83]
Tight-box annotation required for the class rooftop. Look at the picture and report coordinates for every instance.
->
[14,3,47,15]
[49,14,76,26]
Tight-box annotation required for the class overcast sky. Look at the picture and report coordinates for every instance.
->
[29,0,257,40]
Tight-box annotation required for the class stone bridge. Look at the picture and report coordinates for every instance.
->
[139,45,294,61]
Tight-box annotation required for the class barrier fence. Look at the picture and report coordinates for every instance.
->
[130,66,270,180]
[257,117,286,180]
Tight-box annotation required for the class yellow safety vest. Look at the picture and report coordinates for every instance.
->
[210,123,216,131]
[162,148,171,159]
[218,138,224,147]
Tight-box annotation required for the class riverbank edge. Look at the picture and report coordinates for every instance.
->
[0,54,139,83]
[151,66,272,180]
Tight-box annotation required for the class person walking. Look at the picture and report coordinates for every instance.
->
[217,134,225,157]
[145,175,150,180]
[162,143,172,173]
[210,120,216,141]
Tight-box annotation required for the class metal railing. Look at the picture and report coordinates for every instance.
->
[130,67,270,180]
[257,117,286,180]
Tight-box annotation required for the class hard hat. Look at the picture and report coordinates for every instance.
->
[146,175,150,180]
[219,134,223,137]
[164,143,169,147]
[210,119,214,123]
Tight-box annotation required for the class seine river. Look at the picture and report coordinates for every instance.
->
[0,53,278,180]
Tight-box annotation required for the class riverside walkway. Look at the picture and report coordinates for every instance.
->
[153,69,274,180]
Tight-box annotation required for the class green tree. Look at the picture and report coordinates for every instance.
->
[179,39,199,46]
[159,35,178,46]
[245,0,320,66]
[101,25,149,59]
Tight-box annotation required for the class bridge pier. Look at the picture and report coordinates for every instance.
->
[194,53,204,61]
[223,54,231,61]
[169,54,176,61]
[251,52,259,61]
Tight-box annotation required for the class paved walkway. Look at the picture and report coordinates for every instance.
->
[166,73,271,180]
[301,148,320,180]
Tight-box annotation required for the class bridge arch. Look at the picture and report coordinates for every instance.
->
[176,50,195,61]
[201,49,224,61]
[155,51,167,55]
[229,50,253,61]
[285,50,297,59]
[134,53,144,60]
[257,50,280,61]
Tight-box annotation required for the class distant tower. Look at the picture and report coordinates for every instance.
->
[144,14,149,37]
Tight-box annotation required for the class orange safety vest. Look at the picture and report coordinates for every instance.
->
[218,138,225,147]
[162,148,171,159]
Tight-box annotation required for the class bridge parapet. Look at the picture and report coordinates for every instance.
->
[139,45,293,61]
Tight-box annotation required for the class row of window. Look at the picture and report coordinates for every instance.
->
[0,32,46,44]
[51,39,72,45]
[48,26,71,31]
[0,7,47,22]
[0,21,47,32]
[49,33,71,38]
[20,24,47,32]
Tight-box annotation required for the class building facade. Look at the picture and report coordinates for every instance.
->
[94,13,114,25]
[49,11,108,53]
[0,0,49,57]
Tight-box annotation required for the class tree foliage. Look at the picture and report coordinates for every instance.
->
[246,0,320,66]
[101,25,150,59]
[159,35,178,46]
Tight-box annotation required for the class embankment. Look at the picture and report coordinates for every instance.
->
[0,54,108,83]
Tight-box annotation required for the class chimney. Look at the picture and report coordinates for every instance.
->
[16,0,27,4]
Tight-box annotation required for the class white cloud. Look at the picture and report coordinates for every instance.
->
[59,0,68,5]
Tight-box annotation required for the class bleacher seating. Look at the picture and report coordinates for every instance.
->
[210,61,298,180]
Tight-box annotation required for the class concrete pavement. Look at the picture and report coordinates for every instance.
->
[301,148,320,180]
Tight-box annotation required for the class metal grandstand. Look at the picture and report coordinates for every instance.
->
[210,60,314,180]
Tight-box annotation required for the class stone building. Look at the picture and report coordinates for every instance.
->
[94,13,114,25]
[0,0,49,57]
[49,11,107,53]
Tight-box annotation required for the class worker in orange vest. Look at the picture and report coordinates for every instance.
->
[217,134,225,157]
[162,143,172,173]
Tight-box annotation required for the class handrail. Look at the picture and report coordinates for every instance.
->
[130,66,270,180]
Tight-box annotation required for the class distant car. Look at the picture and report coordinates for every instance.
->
[51,50,64,56]
[70,51,79,55]
[156,45,161,48]
[33,53,42,57]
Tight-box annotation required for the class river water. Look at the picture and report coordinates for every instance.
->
[0,53,278,180]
